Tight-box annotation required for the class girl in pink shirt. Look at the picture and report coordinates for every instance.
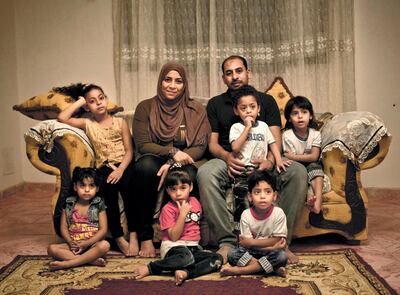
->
[132,167,223,285]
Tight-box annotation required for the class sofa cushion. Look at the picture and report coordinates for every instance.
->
[13,91,123,120]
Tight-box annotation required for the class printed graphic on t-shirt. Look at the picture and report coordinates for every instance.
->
[185,211,201,225]
[69,223,98,241]
[250,143,266,162]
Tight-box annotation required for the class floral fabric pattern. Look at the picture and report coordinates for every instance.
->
[321,112,389,165]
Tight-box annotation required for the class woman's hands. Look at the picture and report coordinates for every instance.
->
[155,149,194,190]
[157,163,171,191]
[107,166,124,184]
[173,150,194,165]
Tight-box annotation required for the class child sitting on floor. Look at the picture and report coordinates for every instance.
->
[47,167,110,271]
[133,167,223,285]
[221,170,288,277]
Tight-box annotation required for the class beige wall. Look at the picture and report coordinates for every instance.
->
[354,0,400,188]
[1,0,398,189]
[14,0,115,183]
[0,0,23,191]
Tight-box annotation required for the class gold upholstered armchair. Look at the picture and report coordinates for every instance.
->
[18,78,391,243]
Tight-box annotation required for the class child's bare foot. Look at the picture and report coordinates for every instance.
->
[306,195,316,207]
[89,257,107,267]
[307,195,322,213]
[310,196,322,214]
[286,248,299,264]
[220,265,241,276]
[129,232,139,256]
[49,260,69,271]
[275,266,287,278]
[116,237,131,256]
[133,264,150,279]
[175,270,188,286]
[139,240,156,258]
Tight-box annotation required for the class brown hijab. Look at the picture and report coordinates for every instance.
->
[149,62,210,147]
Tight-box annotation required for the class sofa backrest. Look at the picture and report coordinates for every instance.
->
[265,77,294,129]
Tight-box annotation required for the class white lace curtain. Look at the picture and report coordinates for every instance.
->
[113,0,355,114]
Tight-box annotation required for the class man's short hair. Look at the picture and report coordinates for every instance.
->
[221,55,248,73]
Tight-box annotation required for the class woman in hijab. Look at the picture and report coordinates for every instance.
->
[131,62,211,258]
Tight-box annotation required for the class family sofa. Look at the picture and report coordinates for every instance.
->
[17,77,391,244]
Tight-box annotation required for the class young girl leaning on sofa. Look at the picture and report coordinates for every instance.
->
[58,84,138,256]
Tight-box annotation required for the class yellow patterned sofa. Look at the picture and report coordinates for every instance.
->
[21,78,391,243]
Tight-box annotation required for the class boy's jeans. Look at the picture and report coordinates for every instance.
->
[227,246,288,274]
[148,245,223,279]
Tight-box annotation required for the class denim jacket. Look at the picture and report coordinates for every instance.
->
[64,196,106,227]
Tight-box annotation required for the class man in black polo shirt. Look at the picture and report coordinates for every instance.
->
[197,55,307,264]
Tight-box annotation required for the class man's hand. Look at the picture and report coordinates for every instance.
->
[226,152,245,178]
[275,159,292,173]
[252,159,274,171]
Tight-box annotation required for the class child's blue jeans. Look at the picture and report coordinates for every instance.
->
[227,246,287,274]
[148,245,223,279]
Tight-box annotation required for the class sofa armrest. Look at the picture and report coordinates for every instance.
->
[306,112,391,240]
[24,120,95,235]
[320,111,390,166]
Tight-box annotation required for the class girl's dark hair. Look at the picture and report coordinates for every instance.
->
[283,96,318,130]
[164,167,192,189]
[231,85,260,108]
[82,84,105,98]
[72,166,102,187]
[160,167,193,207]
[52,83,104,99]
[248,170,277,192]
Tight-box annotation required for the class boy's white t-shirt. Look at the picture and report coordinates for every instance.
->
[240,206,287,239]
[229,121,276,166]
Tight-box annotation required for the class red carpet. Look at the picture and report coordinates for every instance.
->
[65,276,298,295]
[0,249,396,294]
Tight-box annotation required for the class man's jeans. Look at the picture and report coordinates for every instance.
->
[198,158,308,247]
